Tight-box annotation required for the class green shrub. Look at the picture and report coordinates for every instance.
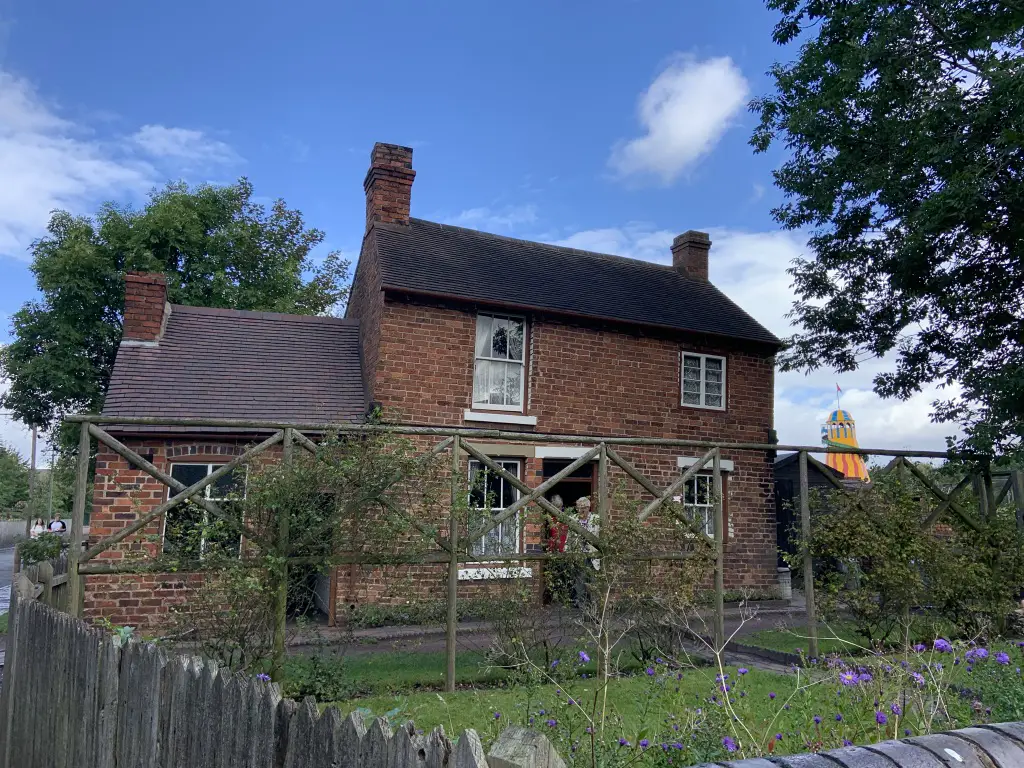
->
[19,532,65,565]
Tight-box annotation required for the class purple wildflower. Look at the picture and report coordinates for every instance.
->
[876,711,888,725]
[769,692,776,699]
[655,657,664,664]
[775,733,783,741]
[722,736,738,753]
[494,712,501,720]
[997,652,1010,665]
[255,673,271,682]
[646,667,655,676]
[890,703,902,716]
[618,738,629,747]
[551,659,560,668]
[814,716,822,725]
[840,671,858,686]
[738,667,749,675]
[579,650,590,663]
[843,739,853,747]
[913,643,925,653]
[639,739,649,749]
[835,713,843,722]
[934,638,952,653]
[910,671,925,686]
[858,672,874,683]
[546,719,557,728]
[975,648,989,660]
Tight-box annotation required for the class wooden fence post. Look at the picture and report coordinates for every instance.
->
[798,450,818,659]
[446,435,461,693]
[272,428,293,681]
[1010,470,1024,531]
[597,443,609,520]
[712,448,725,650]
[67,421,90,618]
[973,473,990,522]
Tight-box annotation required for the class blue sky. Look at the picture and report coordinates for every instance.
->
[0,0,959,460]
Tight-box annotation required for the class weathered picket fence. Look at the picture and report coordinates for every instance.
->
[0,597,564,768]
[14,549,71,613]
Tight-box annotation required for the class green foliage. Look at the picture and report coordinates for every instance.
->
[18,532,64,565]
[752,0,1024,456]
[0,442,30,519]
[163,427,450,676]
[280,654,356,702]
[926,510,1024,637]
[0,179,349,436]
[792,469,1024,641]
[790,476,934,645]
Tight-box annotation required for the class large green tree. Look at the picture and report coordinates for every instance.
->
[0,442,30,519]
[751,0,1024,457]
[1,179,348,433]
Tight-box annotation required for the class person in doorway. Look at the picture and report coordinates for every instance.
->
[48,512,67,533]
[567,496,600,609]
[30,517,46,539]
[544,495,572,605]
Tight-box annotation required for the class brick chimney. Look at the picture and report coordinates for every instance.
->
[671,230,711,281]
[364,143,415,228]
[122,272,169,343]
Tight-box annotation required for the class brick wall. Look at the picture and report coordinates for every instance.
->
[344,291,779,608]
[85,439,256,629]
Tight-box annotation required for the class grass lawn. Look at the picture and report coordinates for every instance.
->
[0,612,7,634]
[741,622,867,656]
[330,665,793,737]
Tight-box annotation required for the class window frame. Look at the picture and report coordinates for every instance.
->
[680,351,727,410]
[466,458,522,558]
[163,462,245,557]
[472,313,527,413]
[673,473,729,540]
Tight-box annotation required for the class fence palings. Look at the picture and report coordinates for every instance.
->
[5,597,583,768]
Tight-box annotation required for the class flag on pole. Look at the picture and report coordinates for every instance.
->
[836,383,842,394]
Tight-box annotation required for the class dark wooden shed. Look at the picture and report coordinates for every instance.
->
[774,453,845,567]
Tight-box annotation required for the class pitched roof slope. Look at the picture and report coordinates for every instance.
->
[103,305,366,424]
[373,219,781,346]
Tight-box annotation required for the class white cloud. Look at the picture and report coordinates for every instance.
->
[0,71,153,260]
[0,70,241,262]
[549,224,962,452]
[609,55,750,184]
[445,205,538,231]
[131,124,239,166]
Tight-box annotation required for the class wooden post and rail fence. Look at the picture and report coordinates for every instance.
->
[46,413,1024,685]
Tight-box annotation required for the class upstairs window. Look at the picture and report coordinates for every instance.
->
[681,352,726,409]
[473,314,525,410]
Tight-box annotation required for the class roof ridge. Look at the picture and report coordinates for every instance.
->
[396,218,680,274]
[171,305,359,325]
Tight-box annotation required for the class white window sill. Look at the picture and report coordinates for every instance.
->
[457,567,533,581]
[536,446,593,459]
[678,456,734,472]
[464,410,537,426]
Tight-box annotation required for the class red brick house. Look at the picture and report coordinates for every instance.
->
[86,143,781,629]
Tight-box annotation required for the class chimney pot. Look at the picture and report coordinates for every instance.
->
[364,142,415,229]
[671,230,711,281]
[123,272,169,342]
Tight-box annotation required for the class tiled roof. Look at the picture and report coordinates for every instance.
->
[102,305,366,427]
[373,219,781,346]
